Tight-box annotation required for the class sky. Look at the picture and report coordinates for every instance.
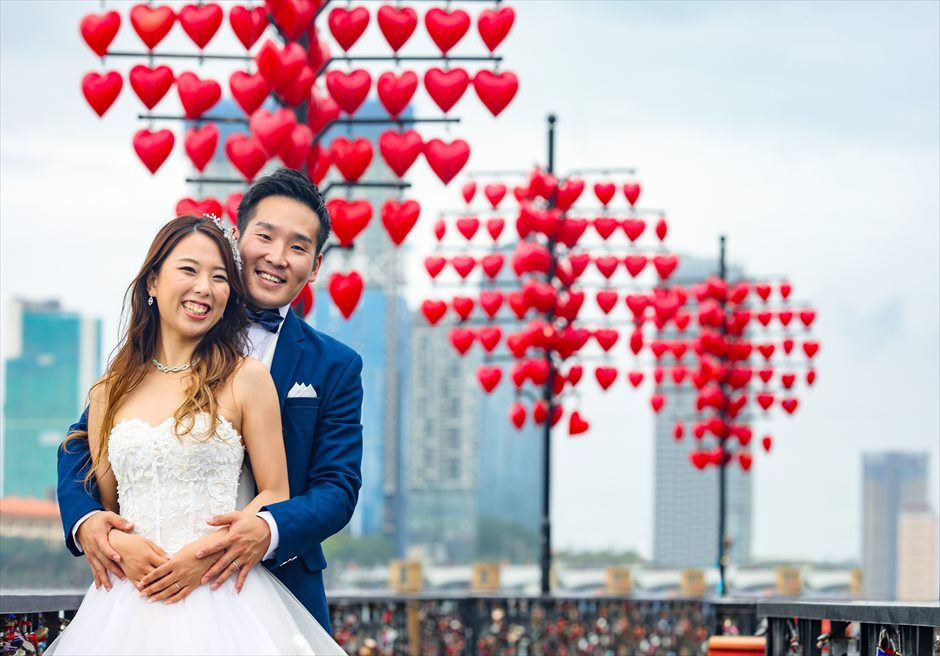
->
[1,1,938,564]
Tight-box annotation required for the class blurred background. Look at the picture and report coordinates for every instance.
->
[1,0,937,615]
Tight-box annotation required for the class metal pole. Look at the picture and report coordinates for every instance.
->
[540,114,557,596]
[717,234,728,597]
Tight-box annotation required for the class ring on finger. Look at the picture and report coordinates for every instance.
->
[231,561,240,571]
[175,582,182,592]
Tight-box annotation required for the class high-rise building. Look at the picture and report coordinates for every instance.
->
[2,299,102,499]
[861,451,929,600]
[895,503,938,601]
[652,255,753,567]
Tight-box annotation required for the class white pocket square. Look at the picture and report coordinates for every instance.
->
[288,382,317,398]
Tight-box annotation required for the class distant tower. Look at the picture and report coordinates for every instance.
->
[2,299,101,498]
[861,451,929,600]
[652,254,753,567]
[895,502,938,601]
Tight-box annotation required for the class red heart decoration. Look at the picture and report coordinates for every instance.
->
[566,365,584,386]
[176,71,220,119]
[594,329,619,351]
[248,107,296,156]
[179,3,223,49]
[448,327,475,355]
[229,6,267,49]
[756,393,775,410]
[623,255,647,278]
[738,452,753,472]
[528,359,550,385]
[783,338,795,354]
[596,290,618,314]
[689,451,709,470]
[176,197,222,218]
[569,411,589,436]
[806,369,817,386]
[328,271,364,319]
[486,218,505,241]
[381,199,420,246]
[593,182,615,206]
[556,178,585,211]
[509,402,526,429]
[477,6,514,51]
[456,217,479,240]
[130,4,176,50]
[476,366,502,393]
[478,326,502,352]
[506,331,528,356]
[803,341,820,358]
[81,11,121,57]
[308,87,342,133]
[225,133,268,180]
[674,422,685,441]
[279,65,315,107]
[473,254,502,281]
[133,128,174,174]
[229,71,270,116]
[594,366,618,390]
[307,144,331,184]
[756,311,772,327]
[331,136,373,181]
[424,67,470,113]
[622,218,646,242]
[592,217,618,240]
[568,253,590,278]
[800,310,816,327]
[424,138,470,184]
[461,181,476,203]
[184,123,219,172]
[256,40,306,92]
[472,70,518,117]
[758,368,774,384]
[291,283,314,319]
[451,255,476,278]
[328,6,370,51]
[653,255,678,280]
[479,291,504,318]
[377,129,422,178]
[433,219,446,241]
[326,69,372,115]
[780,282,793,299]
[781,373,796,389]
[626,371,643,388]
[623,182,641,205]
[277,124,314,169]
[452,296,475,321]
[650,394,666,413]
[594,255,619,279]
[327,198,373,246]
[762,436,773,452]
[424,7,470,54]
[377,5,417,51]
[781,398,798,414]
[82,71,122,117]
[778,310,794,327]
[671,366,687,385]
[421,299,447,325]
[225,193,242,224]
[377,71,418,118]
[484,184,507,208]
[424,256,446,278]
[129,65,173,110]
[655,216,668,241]
[653,367,665,384]
[270,0,316,41]
[671,342,688,359]
[755,283,772,301]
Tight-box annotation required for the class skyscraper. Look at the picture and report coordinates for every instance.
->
[861,451,929,600]
[652,255,753,567]
[895,503,938,601]
[2,299,101,498]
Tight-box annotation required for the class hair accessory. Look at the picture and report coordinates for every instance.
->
[203,213,242,273]
[148,296,154,306]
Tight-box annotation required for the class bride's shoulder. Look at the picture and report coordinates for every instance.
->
[231,356,275,394]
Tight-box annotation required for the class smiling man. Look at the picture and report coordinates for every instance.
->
[57,168,364,632]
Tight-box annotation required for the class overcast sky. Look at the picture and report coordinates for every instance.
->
[1,1,938,564]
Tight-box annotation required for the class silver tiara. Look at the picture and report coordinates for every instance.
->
[204,213,243,272]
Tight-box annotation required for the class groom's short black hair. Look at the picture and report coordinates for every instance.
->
[237,168,332,255]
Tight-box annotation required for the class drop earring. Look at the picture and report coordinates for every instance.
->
[148,296,154,306]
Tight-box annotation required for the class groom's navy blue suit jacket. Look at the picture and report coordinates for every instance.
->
[56,309,364,632]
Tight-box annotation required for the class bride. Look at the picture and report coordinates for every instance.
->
[48,215,344,655]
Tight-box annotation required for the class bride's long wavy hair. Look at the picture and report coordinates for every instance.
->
[65,215,248,482]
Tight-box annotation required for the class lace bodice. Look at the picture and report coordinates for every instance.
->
[108,413,245,553]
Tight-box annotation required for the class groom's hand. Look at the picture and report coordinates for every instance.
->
[199,511,271,592]
[76,511,133,591]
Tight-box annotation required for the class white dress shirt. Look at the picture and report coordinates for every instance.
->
[73,304,290,562]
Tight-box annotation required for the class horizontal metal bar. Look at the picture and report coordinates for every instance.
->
[321,180,411,194]
[185,177,248,184]
[566,167,638,176]
[312,117,461,145]
[317,54,502,77]
[465,169,530,178]
[107,50,252,61]
[139,114,248,123]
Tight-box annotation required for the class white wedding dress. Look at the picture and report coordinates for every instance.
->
[46,413,346,655]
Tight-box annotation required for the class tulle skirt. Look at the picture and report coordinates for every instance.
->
[45,566,346,655]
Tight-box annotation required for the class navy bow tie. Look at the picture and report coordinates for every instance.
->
[247,308,284,333]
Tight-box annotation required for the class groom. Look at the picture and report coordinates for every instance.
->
[57,167,363,631]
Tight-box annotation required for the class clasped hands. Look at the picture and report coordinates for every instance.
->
[77,510,271,603]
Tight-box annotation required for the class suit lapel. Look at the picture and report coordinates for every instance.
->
[269,308,305,411]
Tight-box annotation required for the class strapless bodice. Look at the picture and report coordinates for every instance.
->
[108,413,244,553]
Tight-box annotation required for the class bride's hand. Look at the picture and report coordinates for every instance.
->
[109,531,169,585]
[137,531,225,604]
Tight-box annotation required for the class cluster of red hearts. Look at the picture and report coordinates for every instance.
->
[80,2,517,182]
[417,169,821,466]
